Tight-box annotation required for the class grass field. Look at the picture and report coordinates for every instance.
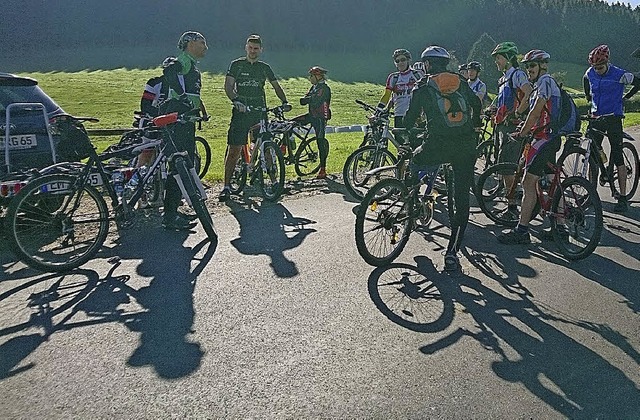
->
[19,70,640,182]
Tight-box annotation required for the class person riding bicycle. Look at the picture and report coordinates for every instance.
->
[402,45,482,271]
[492,42,533,165]
[583,44,640,213]
[375,49,424,128]
[298,66,332,179]
[466,61,489,107]
[159,31,208,230]
[219,34,290,201]
[497,50,563,245]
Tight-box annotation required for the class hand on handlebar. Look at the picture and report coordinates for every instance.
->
[233,100,247,113]
[281,102,292,112]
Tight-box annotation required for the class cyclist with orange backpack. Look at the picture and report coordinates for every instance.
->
[583,44,640,213]
[375,48,424,127]
[402,46,482,271]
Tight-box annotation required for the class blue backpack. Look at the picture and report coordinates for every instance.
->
[549,79,580,136]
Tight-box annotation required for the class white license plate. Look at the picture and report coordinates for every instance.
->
[0,134,38,150]
[40,181,72,194]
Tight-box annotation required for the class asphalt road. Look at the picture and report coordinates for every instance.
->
[1,133,639,418]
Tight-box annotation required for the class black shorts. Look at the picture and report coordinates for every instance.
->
[525,138,561,177]
[227,108,262,146]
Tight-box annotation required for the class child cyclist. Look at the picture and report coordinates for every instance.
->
[298,66,332,179]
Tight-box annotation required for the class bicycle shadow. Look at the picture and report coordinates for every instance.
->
[412,256,640,419]
[226,197,317,279]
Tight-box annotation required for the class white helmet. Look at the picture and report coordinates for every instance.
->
[420,45,451,61]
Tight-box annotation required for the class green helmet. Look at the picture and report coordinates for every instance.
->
[491,42,518,59]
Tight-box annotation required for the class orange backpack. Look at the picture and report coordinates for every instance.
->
[426,73,470,128]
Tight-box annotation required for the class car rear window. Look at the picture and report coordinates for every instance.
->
[0,85,64,116]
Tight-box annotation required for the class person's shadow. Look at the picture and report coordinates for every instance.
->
[227,198,317,278]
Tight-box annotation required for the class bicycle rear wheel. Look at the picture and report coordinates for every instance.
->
[260,140,285,201]
[294,136,321,176]
[475,162,521,227]
[6,174,110,272]
[551,176,603,260]
[355,178,412,267]
[174,157,217,242]
[343,146,398,200]
[612,142,640,200]
[194,136,212,179]
[229,154,248,195]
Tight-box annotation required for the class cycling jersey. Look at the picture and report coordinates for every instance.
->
[495,67,529,125]
[383,69,423,117]
[140,76,168,117]
[163,51,202,110]
[584,64,636,116]
[468,78,488,105]
[523,74,561,171]
[300,80,331,120]
[226,57,277,107]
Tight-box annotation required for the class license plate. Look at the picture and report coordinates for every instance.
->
[0,134,38,150]
[40,181,72,194]
[88,172,104,186]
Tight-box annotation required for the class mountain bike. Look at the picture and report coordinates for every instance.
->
[557,114,639,200]
[343,99,403,200]
[263,106,321,177]
[5,111,217,272]
[354,137,455,267]
[475,112,498,173]
[228,105,286,201]
[475,135,603,260]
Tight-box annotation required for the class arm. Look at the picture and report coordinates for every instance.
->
[517,95,546,137]
[270,80,288,104]
[515,82,533,116]
[583,74,592,103]
[623,73,640,100]
[377,89,393,110]
[163,61,185,96]
[224,75,237,101]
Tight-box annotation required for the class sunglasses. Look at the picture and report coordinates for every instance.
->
[593,64,607,71]
[525,62,539,69]
[395,57,408,63]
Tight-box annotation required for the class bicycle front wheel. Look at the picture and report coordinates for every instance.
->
[551,176,603,260]
[260,140,285,201]
[174,157,217,242]
[294,136,321,176]
[343,146,398,200]
[194,136,212,179]
[6,174,110,272]
[355,178,412,267]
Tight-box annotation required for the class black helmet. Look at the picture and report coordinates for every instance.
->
[467,61,482,71]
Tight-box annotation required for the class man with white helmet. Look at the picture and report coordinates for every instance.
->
[498,50,563,245]
[403,45,482,271]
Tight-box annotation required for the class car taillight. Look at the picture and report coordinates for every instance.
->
[0,181,28,198]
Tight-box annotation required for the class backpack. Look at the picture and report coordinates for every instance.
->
[426,73,470,128]
[548,79,581,136]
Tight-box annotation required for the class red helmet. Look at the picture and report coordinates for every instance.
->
[521,49,550,64]
[308,66,328,77]
[588,45,610,66]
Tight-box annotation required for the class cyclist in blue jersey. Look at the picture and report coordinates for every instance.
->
[466,61,489,107]
[498,50,562,245]
[160,31,208,231]
[219,34,290,201]
[375,49,424,128]
[583,44,640,213]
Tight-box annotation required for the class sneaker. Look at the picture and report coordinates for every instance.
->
[177,210,198,222]
[443,253,460,272]
[613,197,628,213]
[316,167,327,179]
[218,187,231,202]
[498,229,531,245]
[162,215,197,231]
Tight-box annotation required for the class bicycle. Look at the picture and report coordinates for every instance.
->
[475,113,498,173]
[263,106,321,177]
[558,114,639,200]
[475,135,603,260]
[228,105,286,201]
[354,135,456,267]
[342,99,403,200]
[5,111,217,272]
[132,111,211,180]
